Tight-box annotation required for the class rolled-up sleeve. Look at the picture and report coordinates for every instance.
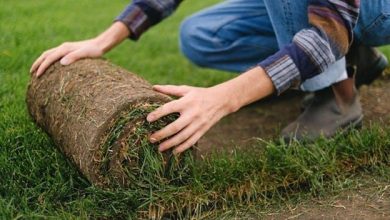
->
[115,0,183,40]
[259,0,360,95]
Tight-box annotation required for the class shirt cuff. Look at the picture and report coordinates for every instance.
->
[259,54,301,95]
[115,4,151,41]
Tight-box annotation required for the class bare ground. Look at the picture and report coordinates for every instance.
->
[197,73,390,219]
[262,174,390,220]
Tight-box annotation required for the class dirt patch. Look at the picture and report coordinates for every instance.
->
[198,91,302,154]
[264,176,390,220]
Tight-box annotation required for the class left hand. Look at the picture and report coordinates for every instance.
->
[147,85,234,154]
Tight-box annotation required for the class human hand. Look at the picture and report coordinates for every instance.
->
[147,85,235,154]
[148,67,275,154]
[30,22,130,77]
[30,39,104,77]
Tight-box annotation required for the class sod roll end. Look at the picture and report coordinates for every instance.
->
[26,59,192,188]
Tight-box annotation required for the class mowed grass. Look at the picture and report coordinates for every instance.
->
[1,0,390,219]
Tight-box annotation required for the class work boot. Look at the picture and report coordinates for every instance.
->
[281,87,363,142]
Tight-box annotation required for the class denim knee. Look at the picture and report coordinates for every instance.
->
[354,0,390,46]
[179,16,212,68]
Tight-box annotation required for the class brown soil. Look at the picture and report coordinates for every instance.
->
[262,176,390,220]
[198,73,390,219]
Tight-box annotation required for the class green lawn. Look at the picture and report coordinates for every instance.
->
[1,0,390,219]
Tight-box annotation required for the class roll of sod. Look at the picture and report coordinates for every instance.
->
[26,59,191,188]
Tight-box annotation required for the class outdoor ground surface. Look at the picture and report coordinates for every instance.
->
[1,0,389,219]
[198,75,390,219]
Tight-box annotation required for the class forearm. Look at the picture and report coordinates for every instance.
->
[213,67,275,113]
[94,22,130,53]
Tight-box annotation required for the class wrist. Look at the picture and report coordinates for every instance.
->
[210,84,240,115]
[94,22,130,53]
[215,67,275,113]
[91,37,108,54]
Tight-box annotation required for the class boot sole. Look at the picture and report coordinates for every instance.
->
[282,115,364,143]
[339,114,364,134]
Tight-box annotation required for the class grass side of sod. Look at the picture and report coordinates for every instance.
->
[1,0,390,219]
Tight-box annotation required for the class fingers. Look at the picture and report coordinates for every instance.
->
[157,122,197,152]
[173,129,204,154]
[147,100,181,123]
[153,85,192,97]
[150,114,191,143]
[35,46,72,77]
[158,113,217,153]
[60,49,84,65]
[30,48,57,74]
[157,115,214,153]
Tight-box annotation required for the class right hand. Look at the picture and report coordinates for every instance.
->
[30,38,104,77]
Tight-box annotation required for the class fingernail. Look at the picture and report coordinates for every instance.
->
[60,58,69,65]
[147,115,154,122]
[150,137,157,143]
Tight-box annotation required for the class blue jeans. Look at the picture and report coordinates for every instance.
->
[179,0,390,92]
